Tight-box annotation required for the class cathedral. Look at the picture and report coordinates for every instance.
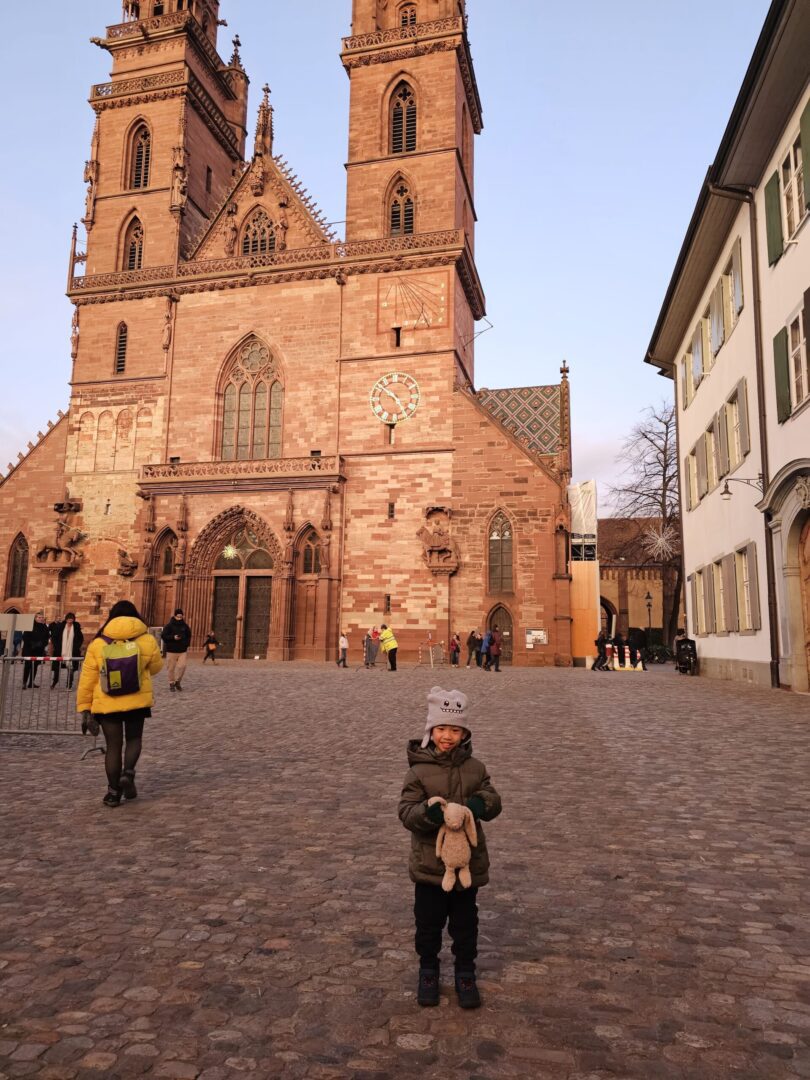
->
[0,0,573,664]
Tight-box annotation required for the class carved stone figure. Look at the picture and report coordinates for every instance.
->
[171,159,188,210]
[251,160,265,197]
[796,475,810,510]
[36,518,85,567]
[70,310,80,361]
[284,489,295,534]
[162,296,175,352]
[224,208,239,256]
[417,512,460,575]
[83,159,99,228]
[276,205,289,251]
[117,550,138,577]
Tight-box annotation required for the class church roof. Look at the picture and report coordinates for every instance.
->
[475,385,563,456]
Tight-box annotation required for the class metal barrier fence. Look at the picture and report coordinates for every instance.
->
[0,656,86,735]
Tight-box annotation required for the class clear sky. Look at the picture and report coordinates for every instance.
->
[0,0,771,505]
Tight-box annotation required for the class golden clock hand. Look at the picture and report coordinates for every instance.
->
[384,388,405,411]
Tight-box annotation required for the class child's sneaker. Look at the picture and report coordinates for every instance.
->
[454,969,481,1009]
[417,964,440,1007]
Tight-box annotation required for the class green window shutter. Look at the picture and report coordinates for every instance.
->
[801,100,810,212]
[717,407,730,477]
[722,553,739,632]
[747,543,762,631]
[737,378,751,456]
[683,456,692,511]
[689,574,698,636]
[764,171,784,265]
[704,565,716,634]
[773,326,791,423]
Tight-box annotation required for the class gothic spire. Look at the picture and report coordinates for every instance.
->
[253,84,274,159]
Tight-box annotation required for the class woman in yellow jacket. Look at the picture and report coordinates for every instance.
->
[379,623,399,671]
[77,601,163,807]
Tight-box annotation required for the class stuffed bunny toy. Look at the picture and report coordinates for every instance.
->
[428,796,478,891]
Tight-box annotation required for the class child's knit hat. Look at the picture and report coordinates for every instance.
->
[421,686,470,747]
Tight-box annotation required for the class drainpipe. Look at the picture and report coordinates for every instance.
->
[708,183,780,688]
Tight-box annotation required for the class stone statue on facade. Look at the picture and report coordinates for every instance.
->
[417,508,460,575]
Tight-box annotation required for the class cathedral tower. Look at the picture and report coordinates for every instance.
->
[341,0,480,250]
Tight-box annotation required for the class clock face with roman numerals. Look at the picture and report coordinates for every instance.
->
[369,371,421,424]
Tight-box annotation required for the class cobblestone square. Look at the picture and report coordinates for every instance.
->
[2,663,810,1079]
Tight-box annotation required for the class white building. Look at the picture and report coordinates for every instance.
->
[646,0,810,690]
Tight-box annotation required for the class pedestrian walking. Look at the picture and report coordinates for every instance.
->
[399,686,502,1009]
[480,629,492,671]
[76,600,163,808]
[337,631,349,667]
[202,631,219,663]
[449,633,461,666]
[465,630,481,669]
[593,631,610,671]
[489,625,503,672]
[49,613,84,689]
[21,612,50,688]
[161,608,191,691]
[379,624,398,671]
[628,628,647,670]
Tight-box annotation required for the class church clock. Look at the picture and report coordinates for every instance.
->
[369,372,421,424]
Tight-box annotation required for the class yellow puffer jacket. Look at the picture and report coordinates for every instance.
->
[379,627,398,653]
[76,617,163,715]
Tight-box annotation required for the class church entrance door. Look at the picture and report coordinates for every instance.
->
[489,605,513,664]
[211,527,274,659]
[800,517,810,684]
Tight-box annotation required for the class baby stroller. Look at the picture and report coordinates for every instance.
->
[675,637,698,676]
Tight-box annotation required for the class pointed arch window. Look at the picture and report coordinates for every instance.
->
[488,513,513,593]
[391,82,417,155]
[220,339,284,461]
[130,125,152,190]
[242,209,276,256]
[6,535,29,599]
[115,323,128,374]
[158,532,178,576]
[301,530,322,576]
[390,181,414,236]
[400,4,417,28]
[124,218,144,271]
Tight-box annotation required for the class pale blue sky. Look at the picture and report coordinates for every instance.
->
[0,0,770,501]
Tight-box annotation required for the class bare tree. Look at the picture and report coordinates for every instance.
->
[608,400,683,646]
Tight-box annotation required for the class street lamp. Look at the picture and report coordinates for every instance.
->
[720,473,765,501]
[645,591,652,630]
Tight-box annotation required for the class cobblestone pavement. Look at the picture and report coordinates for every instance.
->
[2,661,810,1079]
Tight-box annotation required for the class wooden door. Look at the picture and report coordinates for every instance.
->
[213,577,239,659]
[801,518,810,683]
[244,576,271,659]
[489,606,513,663]
[153,580,174,629]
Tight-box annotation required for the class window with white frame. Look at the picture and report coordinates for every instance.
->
[695,570,706,635]
[727,393,742,468]
[782,134,807,241]
[736,548,752,630]
[705,425,717,490]
[680,355,693,409]
[713,561,726,633]
[789,309,808,409]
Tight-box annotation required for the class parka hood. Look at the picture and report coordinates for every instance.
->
[406,736,473,768]
[100,616,149,641]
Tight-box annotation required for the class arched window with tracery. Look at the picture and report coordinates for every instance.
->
[123,218,144,270]
[129,125,152,189]
[301,530,321,576]
[400,4,417,28]
[488,512,513,593]
[6,534,28,599]
[241,209,276,256]
[389,180,414,236]
[219,339,284,461]
[390,81,417,155]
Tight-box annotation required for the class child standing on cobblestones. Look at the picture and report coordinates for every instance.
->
[399,687,502,1009]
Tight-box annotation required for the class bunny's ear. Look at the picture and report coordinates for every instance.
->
[428,795,448,808]
[463,807,478,847]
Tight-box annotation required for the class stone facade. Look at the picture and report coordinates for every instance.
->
[0,0,572,665]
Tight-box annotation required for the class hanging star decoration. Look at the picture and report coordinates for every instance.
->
[640,523,679,561]
[222,544,239,562]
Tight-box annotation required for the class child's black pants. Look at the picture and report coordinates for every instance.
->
[414,883,478,970]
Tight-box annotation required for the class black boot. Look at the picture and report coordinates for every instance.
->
[417,963,440,1007]
[454,969,481,1009]
[119,770,138,801]
[102,787,121,808]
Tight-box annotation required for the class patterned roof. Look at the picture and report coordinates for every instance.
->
[476,385,562,456]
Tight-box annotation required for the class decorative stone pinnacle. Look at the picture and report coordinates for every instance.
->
[560,360,569,379]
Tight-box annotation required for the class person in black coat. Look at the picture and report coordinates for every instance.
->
[49,613,84,689]
[612,632,627,669]
[22,612,50,689]
[161,609,192,691]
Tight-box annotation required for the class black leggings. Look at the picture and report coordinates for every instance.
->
[414,883,479,970]
[100,716,145,790]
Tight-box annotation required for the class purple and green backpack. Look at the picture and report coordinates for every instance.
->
[100,635,143,697]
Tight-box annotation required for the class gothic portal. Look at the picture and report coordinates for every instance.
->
[0,0,573,665]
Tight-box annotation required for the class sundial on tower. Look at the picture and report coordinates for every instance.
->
[377,271,449,331]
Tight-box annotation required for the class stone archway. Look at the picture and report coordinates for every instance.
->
[185,507,283,660]
[600,597,617,637]
[488,605,513,664]
[800,516,810,689]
